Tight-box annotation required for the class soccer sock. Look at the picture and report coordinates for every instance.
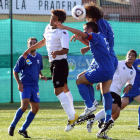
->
[138,106,140,126]
[57,92,75,120]
[11,108,24,127]
[21,111,35,131]
[87,84,95,102]
[65,91,75,114]
[103,92,113,122]
[77,84,93,108]
[93,109,105,122]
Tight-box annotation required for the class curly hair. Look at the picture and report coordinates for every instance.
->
[83,2,103,21]
[51,9,66,23]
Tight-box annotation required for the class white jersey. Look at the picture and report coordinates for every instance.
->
[110,60,136,96]
[43,24,69,62]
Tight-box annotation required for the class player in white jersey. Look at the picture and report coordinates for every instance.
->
[23,9,78,132]
[87,49,137,139]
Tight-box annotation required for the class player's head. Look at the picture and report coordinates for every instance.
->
[83,22,98,33]
[27,37,37,53]
[126,49,137,64]
[84,2,103,22]
[50,9,66,27]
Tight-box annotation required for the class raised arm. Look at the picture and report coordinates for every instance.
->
[55,21,88,39]
[23,39,46,59]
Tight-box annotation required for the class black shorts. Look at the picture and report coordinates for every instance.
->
[50,59,69,88]
[110,92,121,108]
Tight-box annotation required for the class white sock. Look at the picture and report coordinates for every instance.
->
[65,91,75,114]
[57,92,75,120]
[93,109,105,122]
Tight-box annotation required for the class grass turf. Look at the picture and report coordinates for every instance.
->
[0,101,139,140]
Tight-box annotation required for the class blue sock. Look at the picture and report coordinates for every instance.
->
[11,108,24,127]
[138,106,140,126]
[103,92,112,122]
[87,84,95,102]
[77,84,93,108]
[21,111,35,131]
[101,118,105,122]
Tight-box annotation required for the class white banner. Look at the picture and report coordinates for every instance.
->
[0,0,82,15]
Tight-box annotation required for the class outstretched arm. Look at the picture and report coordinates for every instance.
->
[23,39,46,59]
[55,21,88,39]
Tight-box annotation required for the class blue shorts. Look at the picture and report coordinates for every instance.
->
[85,69,114,84]
[20,85,40,103]
[112,55,118,73]
[121,85,140,104]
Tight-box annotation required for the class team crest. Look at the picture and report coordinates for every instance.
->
[137,64,140,70]
[130,71,133,75]
[37,92,40,99]
[26,59,32,65]
[123,67,125,70]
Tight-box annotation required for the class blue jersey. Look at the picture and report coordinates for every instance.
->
[97,19,115,56]
[85,32,114,72]
[14,53,43,86]
[133,59,140,86]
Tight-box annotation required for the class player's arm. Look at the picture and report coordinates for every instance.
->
[55,21,88,39]
[23,39,46,59]
[81,46,90,55]
[39,71,47,82]
[123,84,133,94]
[13,71,23,92]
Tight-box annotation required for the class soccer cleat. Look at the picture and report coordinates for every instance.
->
[97,118,114,136]
[18,130,31,138]
[8,126,15,136]
[98,119,104,129]
[87,120,94,133]
[77,113,95,125]
[138,126,140,130]
[65,114,79,132]
[97,134,112,139]
[79,105,96,118]
[93,99,99,108]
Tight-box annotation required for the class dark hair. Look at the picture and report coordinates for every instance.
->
[28,37,37,43]
[51,9,66,23]
[127,49,137,58]
[84,22,98,33]
[84,2,103,21]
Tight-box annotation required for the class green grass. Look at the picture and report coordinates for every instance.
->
[0,101,140,140]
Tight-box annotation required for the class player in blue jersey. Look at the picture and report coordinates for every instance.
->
[8,37,47,138]
[55,21,114,136]
[121,55,140,130]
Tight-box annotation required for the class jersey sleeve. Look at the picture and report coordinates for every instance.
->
[43,24,50,39]
[59,30,69,49]
[40,55,43,70]
[14,56,25,73]
[85,32,99,45]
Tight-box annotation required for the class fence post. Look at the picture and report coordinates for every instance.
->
[10,0,13,103]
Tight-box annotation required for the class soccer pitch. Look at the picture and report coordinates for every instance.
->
[0,101,140,140]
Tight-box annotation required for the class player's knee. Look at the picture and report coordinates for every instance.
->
[21,105,28,112]
[31,106,39,114]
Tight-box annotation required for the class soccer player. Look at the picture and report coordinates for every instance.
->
[87,50,137,139]
[121,54,140,130]
[23,9,78,132]
[8,37,47,138]
[54,21,114,136]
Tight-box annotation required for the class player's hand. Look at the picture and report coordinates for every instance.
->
[18,82,23,92]
[80,47,90,55]
[40,76,47,82]
[123,86,130,94]
[55,21,65,29]
[23,49,30,59]
[96,83,100,90]
[51,51,57,58]
[70,34,82,42]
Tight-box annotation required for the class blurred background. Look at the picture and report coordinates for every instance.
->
[0,0,140,103]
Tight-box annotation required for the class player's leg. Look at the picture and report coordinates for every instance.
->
[121,97,129,110]
[18,86,39,138]
[134,95,140,130]
[8,87,30,136]
[97,79,114,136]
[62,83,75,114]
[76,74,96,117]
